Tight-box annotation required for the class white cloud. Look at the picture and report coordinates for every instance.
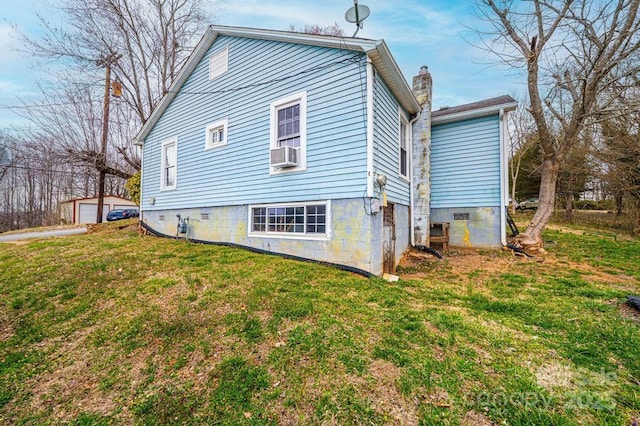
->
[0,24,20,61]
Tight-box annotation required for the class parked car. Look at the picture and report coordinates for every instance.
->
[106,208,139,221]
[516,198,539,210]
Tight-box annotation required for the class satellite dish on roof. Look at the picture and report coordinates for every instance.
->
[345,0,370,37]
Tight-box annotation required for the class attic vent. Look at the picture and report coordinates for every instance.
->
[209,47,228,80]
[201,213,210,221]
[453,213,469,221]
[159,215,165,221]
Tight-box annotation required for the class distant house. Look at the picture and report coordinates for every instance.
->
[134,25,516,276]
[59,196,137,224]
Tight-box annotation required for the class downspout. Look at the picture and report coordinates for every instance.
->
[408,113,420,247]
[499,108,507,246]
[366,58,375,197]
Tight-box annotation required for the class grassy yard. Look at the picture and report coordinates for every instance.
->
[0,221,639,425]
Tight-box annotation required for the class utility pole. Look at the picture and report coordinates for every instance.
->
[96,52,121,223]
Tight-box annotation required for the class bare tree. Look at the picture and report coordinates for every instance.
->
[508,101,537,214]
[0,135,11,185]
[476,0,640,249]
[15,0,213,178]
[599,107,640,234]
[556,139,593,220]
[0,133,75,230]
[289,22,346,36]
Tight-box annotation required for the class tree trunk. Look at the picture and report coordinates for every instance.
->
[615,193,623,216]
[510,183,517,215]
[515,157,560,249]
[564,194,573,222]
[634,198,640,236]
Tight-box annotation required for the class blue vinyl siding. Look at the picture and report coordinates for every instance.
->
[430,115,501,208]
[373,72,410,205]
[142,36,369,211]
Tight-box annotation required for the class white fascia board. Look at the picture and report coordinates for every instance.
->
[432,101,519,125]
[367,41,420,115]
[209,25,379,52]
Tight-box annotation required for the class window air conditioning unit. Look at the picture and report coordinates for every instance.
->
[270,146,298,168]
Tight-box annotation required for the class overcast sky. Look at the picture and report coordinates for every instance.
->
[0,0,523,130]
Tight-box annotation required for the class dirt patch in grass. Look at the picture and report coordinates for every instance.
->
[544,255,636,285]
[0,309,14,343]
[545,224,588,236]
[26,329,126,423]
[400,245,635,288]
[30,355,123,423]
[535,363,576,391]
[462,410,495,425]
[399,247,531,280]
[619,302,640,324]
[368,359,418,424]
[86,220,138,234]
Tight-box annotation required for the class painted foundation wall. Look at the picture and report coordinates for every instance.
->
[394,204,410,265]
[430,207,502,248]
[141,198,404,276]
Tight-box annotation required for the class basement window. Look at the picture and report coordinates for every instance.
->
[249,202,329,238]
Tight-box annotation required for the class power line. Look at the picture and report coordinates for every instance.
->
[1,163,99,177]
[0,100,99,110]
[0,55,363,110]
[173,54,362,96]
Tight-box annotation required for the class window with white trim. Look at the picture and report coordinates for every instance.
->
[277,104,300,148]
[209,47,228,80]
[250,203,327,236]
[205,118,228,149]
[399,116,410,179]
[160,138,177,190]
[270,91,307,172]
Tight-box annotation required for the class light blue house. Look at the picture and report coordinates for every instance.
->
[134,26,516,276]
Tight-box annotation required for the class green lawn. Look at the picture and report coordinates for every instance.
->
[0,221,639,425]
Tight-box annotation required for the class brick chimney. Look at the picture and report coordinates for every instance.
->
[411,65,432,247]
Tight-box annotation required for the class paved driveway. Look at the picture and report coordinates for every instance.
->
[0,227,87,242]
